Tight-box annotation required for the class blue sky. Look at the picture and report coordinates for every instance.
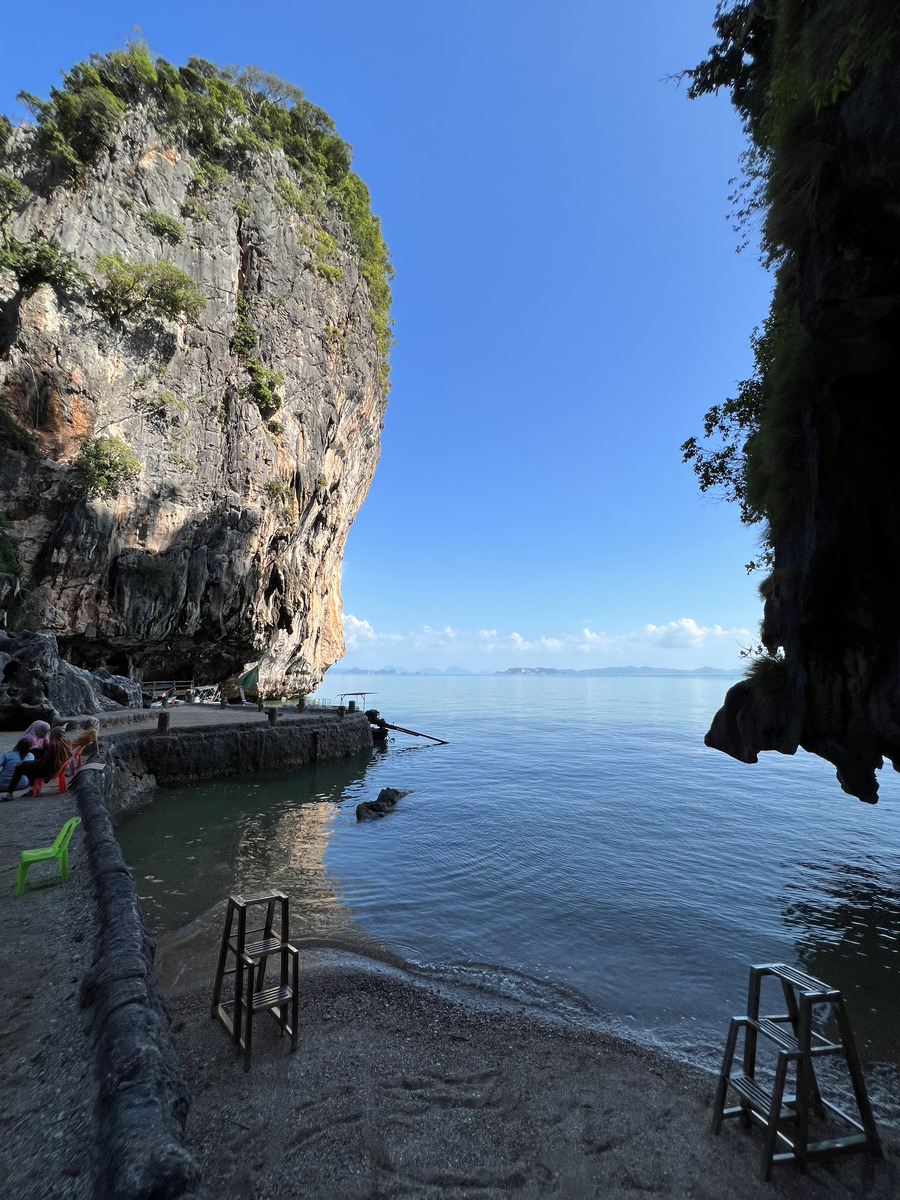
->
[2,1,771,672]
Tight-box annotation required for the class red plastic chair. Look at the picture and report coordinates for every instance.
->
[31,750,82,796]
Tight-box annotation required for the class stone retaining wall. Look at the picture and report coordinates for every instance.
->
[104,710,373,815]
[76,768,212,1200]
[76,710,373,1196]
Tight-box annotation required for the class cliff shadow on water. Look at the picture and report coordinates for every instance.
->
[115,744,399,989]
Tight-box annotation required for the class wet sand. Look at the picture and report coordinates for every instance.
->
[156,915,899,1200]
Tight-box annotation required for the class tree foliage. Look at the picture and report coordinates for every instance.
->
[230,294,258,356]
[0,232,87,297]
[0,173,24,224]
[682,1,900,559]
[245,357,283,418]
[71,435,141,496]
[94,254,206,322]
[141,208,185,244]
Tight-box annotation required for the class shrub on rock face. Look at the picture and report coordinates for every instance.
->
[0,232,87,298]
[245,356,283,417]
[141,208,185,244]
[94,254,205,322]
[0,173,24,221]
[230,295,258,356]
[71,435,141,496]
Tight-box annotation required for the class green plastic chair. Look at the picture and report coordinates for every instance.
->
[15,816,82,896]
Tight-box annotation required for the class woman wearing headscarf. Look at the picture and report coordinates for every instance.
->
[4,726,73,795]
[21,720,51,750]
[69,721,100,761]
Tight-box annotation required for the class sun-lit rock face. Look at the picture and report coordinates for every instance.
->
[0,108,387,694]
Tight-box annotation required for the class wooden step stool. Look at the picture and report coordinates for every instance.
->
[211,890,299,1070]
[711,962,882,1179]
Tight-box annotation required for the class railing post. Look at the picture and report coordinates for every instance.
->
[157,711,170,734]
[267,708,278,726]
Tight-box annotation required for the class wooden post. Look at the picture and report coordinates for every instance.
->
[257,697,265,712]
[297,695,305,712]
[220,695,228,709]
[157,711,170,734]
[267,708,278,726]
[337,705,346,721]
[348,699,357,712]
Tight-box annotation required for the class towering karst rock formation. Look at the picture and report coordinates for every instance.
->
[0,48,391,695]
[684,2,900,802]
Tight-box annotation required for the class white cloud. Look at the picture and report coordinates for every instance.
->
[642,617,728,650]
[337,613,753,670]
[342,614,376,643]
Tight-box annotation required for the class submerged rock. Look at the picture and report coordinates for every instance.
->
[356,787,404,822]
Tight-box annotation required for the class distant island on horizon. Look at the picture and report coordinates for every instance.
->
[327,665,742,677]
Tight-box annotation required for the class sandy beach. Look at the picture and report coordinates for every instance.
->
[153,897,899,1200]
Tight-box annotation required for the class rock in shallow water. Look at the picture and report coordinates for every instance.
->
[356,787,405,822]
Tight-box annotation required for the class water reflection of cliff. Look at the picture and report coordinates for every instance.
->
[781,859,900,1065]
[120,750,379,940]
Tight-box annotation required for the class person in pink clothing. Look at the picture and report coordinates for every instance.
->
[21,720,51,750]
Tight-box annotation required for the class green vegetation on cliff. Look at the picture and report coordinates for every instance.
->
[0,231,86,297]
[71,435,141,497]
[94,254,205,322]
[12,43,393,375]
[682,1,900,560]
[685,2,900,799]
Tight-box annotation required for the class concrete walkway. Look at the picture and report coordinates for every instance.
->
[0,703,340,753]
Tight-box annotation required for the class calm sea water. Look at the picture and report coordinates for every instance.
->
[117,674,900,1119]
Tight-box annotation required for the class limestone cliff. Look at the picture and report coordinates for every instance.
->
[686,3,900,802]
[0,50,390,695]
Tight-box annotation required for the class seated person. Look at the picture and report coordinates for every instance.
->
[0,738,35,792]
[5,726,73,795]
[70,725,99,760]
[21,720,51,751]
